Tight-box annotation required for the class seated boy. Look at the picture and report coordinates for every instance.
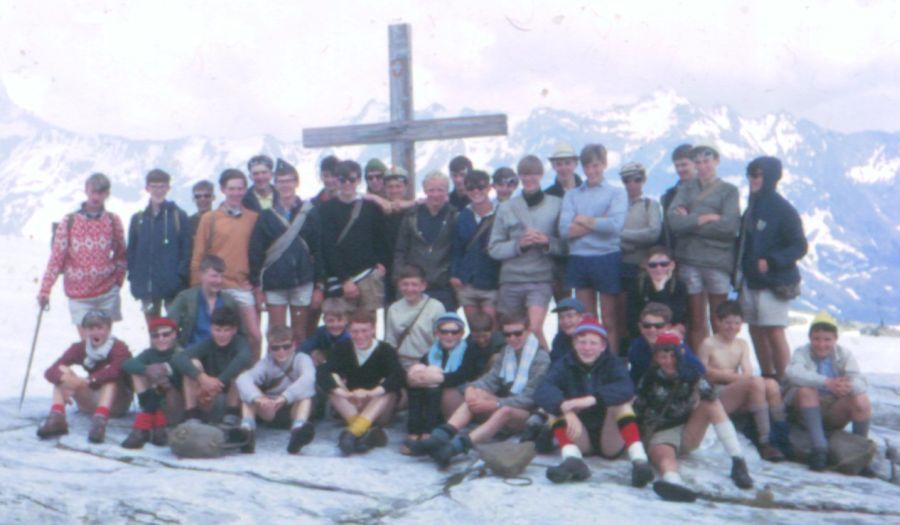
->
[299,298,351,366]
[171,307,252,425]
[120,317,184,449]
[385,265,445,369]
[627,302,705,385]
[37,310,133,444]
[413,314,551,467]
[236,325,317,454]
[316,311,404,455]
[549,298,585,363]
[405,313,484,451]
[167,255,241,347]
[784,311,872,472]
[634,332,753,503]
[534,318,653,486]
[464,311,505,373]
[697,301,789,462]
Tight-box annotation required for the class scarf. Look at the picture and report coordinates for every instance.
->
[84,337,115,370]
[427,339,467,374]
[523,189,545,208]
[500,333,540,395]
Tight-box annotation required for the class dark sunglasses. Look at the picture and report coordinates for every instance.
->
[641,322,666,329]
[497,180,518,187]
[503,330,525,338]
[193,193,213,199]
[270,343,293,352]
[366,173,384,181]
[438,328,463,335]
[647,260,672,269]
[465,184,488,192]
[338,176,358,184]
[150,330,175,339]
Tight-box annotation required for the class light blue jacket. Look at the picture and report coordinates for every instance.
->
[558,180,627,256]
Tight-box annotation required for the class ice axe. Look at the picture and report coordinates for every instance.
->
[19,305,48,411]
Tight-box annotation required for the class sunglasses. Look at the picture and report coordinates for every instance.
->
[193,193,213,199]
[366,173,383,181]
[465,184,488,192]
[270,343,293,352]
[503,330,525,338]
[438,328,463,335]
[641,322,666,330]
[647,260,672,269]
[496,180,518,187]
[338,177,358,184]
[150,330,175,339]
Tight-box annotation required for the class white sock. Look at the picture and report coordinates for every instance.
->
[241,417,256,430]
[292,418,307,430]
[627,441,648,462]
[714,421,744,458]
[662,471,684,485]
[561,444,583,460]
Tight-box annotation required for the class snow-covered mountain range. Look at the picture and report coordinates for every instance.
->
[0,84,896,323]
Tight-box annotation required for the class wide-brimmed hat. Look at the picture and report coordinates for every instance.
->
[548,141,578,160]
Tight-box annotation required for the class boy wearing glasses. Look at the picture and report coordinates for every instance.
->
[242,155,278,213]
[627,302,704,385]
[318,160,388,315]
[451,170,500,325]
[394,171,458,311]
[448,155,473,211]
[127,169,192,323]
[625,247,688,341]
[236,325,317,454]
[189,180,215,235]
[364,158,387,197]
[413,314,550,467]
[120,317,184,449]
[491,167,518,203]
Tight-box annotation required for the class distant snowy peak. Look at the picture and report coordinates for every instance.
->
[847,146,899,184]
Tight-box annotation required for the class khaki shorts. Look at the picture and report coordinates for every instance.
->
[646,423,703,455]
[265,282,314,307]
[457,285,498,307]
[69,286,122,325]
[740,283,789,327]
[223,288,255,307]
[678,264,731,295]
[497,282,553,317]
[346,271,384,313]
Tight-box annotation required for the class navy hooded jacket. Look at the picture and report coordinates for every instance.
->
[248,199,322,291]
[126,201,192,301]
[740,156,807,290]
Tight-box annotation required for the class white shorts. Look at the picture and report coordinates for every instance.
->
[265,282,314,307]
[69,286,122,325]
[222,288,255,307]
[678,264,731,295]
[740,283,789,327]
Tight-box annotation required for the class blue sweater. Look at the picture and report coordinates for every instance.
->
[451,206,500,290]
[126,201,192,301]
[558,180,627,256]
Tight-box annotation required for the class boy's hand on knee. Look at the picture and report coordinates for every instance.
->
[565,412,582,441]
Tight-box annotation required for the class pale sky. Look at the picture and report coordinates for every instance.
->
[0,0,897,140]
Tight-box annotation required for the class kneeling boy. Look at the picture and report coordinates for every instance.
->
[37,310,133,444]
[236,325,317,454]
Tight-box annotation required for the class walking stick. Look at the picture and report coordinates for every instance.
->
[19,305,47,411]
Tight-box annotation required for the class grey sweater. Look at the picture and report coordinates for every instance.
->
[621,196,662,265]
[666,178,740,273]
[488,194,564,284]
[467,346,550,410]
[236,351,316,404]
[786,343,867,395]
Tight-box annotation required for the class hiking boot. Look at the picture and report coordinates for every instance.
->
[730,457,753,489]
[653,480,697,503]
[430,441,461,469]
[88,415,108,444]
[409,426,452,455]
[808,449,828,472]
[221,413,241,428]
[519,415,545,443]
[360,426,388,449]
[150,426,168,447]
[546,457,591,484]
[287,424,315,454]
[36,412,68,439]
[240,427,256,454]
[859,465,877,478]
[121,428,151,449]
[338,430,358,456]
[631,460,654,488]
[535,425,556,454]
[757,443,785,463]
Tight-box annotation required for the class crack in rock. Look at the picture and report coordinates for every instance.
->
[17,494,66,515]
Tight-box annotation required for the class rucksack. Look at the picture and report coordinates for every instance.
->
[169,420,247,459]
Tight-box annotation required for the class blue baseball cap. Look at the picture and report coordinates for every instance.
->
[552,298,585,314]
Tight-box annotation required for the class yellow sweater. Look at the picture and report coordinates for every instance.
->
[191,207,259,289]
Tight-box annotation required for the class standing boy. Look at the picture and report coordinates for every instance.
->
[242,155,278,213]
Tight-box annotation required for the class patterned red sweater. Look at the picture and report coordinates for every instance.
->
[40,210,127,299]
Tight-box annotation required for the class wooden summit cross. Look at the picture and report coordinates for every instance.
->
[302,23,508,194]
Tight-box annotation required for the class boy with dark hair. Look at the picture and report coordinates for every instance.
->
[299,298,351,366]
[318,160,389,316]
[364,158,387,197]
[491,167,518,203]
[545,141,583,302]
[548,298,585,363]
[489,155,564,349]
[385,265,446,369]
[784,311,872,471]
[627,302,705,385]
[312,155,340,206]
[37,310,133,443]
[242,155,278,212]
[127,168,192,323]
[634,332,753,502]
[697,300,789,461]
[120,317,184,449]
[448,155,473,211]
[413,313,550,467]
[559,143,628,355]
[189,180,216,235]
[463,311,505,372]
[236,325,317,454]
[172,307,252,425]
[39,172,127,338]
[249,158,323,345]
[659,144,695,249]
[317,311,404,455]
[535,317,653,486]
[451,170,501,325]
[167,254,241,347]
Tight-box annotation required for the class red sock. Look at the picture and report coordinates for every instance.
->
[617,414,641,447]
[554,425,574,448]
[50,404,65,414]
[134,412,154,430]
[154,410,167,428]
[94,406,110,419]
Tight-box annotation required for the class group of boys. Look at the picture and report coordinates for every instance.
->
[34,145,873,502]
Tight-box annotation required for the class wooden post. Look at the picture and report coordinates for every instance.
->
[389,23,416,197]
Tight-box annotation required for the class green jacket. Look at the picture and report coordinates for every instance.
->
[166,287,241,347]
[171,335,252,384]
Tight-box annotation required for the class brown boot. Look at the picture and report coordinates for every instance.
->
[150,426,168,447]
[36,412,68,439]
[88,415,108,444]
[121,428,151,449]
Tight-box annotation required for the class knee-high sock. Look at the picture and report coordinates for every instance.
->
[769,401,786,423]
[137,390,161,412]
[800,406,828,451]
[617,412,648,462]
[348,415,372,437]
[750,403,771,444]
[713,420,744,458]
[553,419,581,459]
